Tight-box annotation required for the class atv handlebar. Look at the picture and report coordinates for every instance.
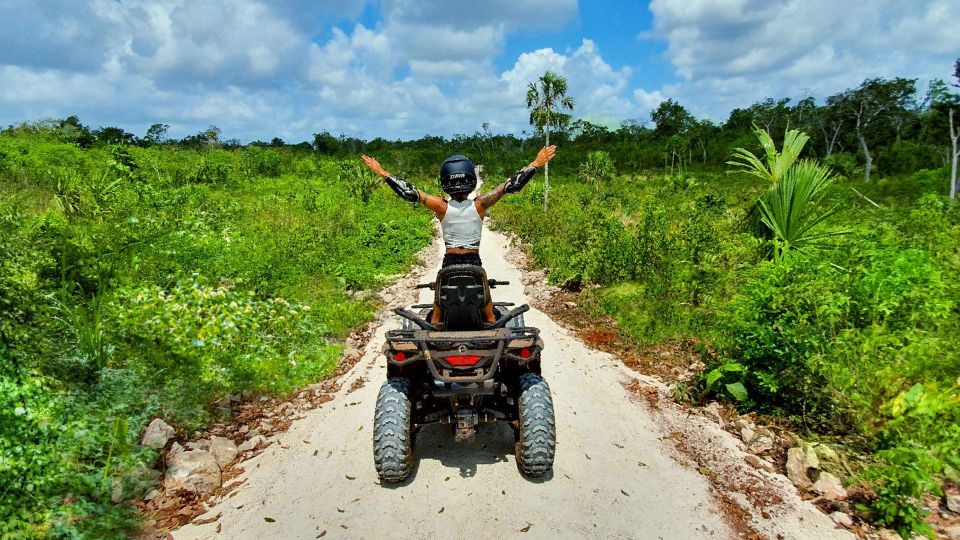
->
[394,308,439,331]
[414,278,509,290]
[395,304,528,331]
[489,304,529,329]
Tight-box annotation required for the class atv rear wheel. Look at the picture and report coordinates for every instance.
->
[373,377,415,483]
[515,373,556,477]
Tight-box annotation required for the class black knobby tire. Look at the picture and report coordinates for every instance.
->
[373,377,415,482]
[515,373,556,477]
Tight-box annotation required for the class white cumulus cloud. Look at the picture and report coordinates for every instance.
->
[648,0,960,119]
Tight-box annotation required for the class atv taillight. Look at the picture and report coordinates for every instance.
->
[447,355,481,366]
[519,347,531,359]
[394,351,406,362]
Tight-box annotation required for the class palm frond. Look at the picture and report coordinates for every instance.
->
[756,158,844,258]
[727,126,810,185]
[526,83,540,108]
[727,147,774,182]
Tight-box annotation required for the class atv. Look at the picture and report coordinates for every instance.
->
[373,264,556,482]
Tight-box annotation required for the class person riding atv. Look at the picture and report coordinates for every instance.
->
[363,148,558,482]
[361,146,557,326]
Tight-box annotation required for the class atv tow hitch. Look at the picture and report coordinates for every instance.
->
[442,410,497,443]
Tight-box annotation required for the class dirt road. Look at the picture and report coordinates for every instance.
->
[175,226,847,540]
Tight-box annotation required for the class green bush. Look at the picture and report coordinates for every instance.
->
[187,158,231,184]
[578,150,616,193]
[242,148,283,177]
[824,152,859,180]
[0,127,433,537]
[493,150,958,536]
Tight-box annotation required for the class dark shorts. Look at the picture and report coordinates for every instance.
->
[442,252,482,268]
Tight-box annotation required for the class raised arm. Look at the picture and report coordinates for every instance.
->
[476,145,557,211]
[361,155,446,216]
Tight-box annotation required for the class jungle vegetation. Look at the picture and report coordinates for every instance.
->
[1,66,959,537]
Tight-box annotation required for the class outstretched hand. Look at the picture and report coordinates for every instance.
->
[361,155,390,178]
[529,145,557,168]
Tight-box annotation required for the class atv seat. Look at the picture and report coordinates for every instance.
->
[434,264,491,331]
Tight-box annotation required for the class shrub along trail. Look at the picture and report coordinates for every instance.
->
[174,226,844,540]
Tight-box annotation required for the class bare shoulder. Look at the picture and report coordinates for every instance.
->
[423,193,447,218]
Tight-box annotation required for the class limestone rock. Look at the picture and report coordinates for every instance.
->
[747,428,774,455]
[209,436,238,468]
[814,443,840,464]
[829,511,852,528]
[164,450,221,494]
[185,440,209,451]
[946,493,960,513]
[786,447,813,488]
[744,454,777,473]
[811,472,847,500]
[813,443,844,475]
[169,441,185,455]
[238,435,265,453]
[801,442,820,469]
[141,418,175,449]
[703,402,723,424]
[739,424,773,455]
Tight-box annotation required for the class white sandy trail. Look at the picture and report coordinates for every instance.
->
[176,225,845,540]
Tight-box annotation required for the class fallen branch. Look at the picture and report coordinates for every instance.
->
[849,187,882,209]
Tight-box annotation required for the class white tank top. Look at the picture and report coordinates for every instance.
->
[441,198,482,250]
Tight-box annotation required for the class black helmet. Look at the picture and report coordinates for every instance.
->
[439,155,477,195]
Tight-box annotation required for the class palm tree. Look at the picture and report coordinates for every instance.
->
[728,126,808,184]
[728,126,844,261]
[755,159,845,260]
[527,71,575,210]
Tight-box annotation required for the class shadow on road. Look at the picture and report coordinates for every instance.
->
[415,422,513,478]
[380,422,552,487]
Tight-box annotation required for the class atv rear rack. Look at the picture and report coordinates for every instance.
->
[384,327,541,383]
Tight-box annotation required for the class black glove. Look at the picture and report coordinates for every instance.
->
[504,166,536,194]
[384,175,420,203]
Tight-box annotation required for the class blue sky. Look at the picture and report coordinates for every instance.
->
[0,0,957,142]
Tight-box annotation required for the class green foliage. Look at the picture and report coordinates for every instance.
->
[756,160,844,260]
[492,132,958,537]
[728,126,808,184]
[704,362,750,402]
[731,128,845,260]
[493,172,745,345]
[188,157,230,184]
[0,127,432,536]
[242,147,283,178]
[578,150,616,192]
[823,152,860,180]
[338,161,380,203]
[526,71,576,135]
[861,446,940,538]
